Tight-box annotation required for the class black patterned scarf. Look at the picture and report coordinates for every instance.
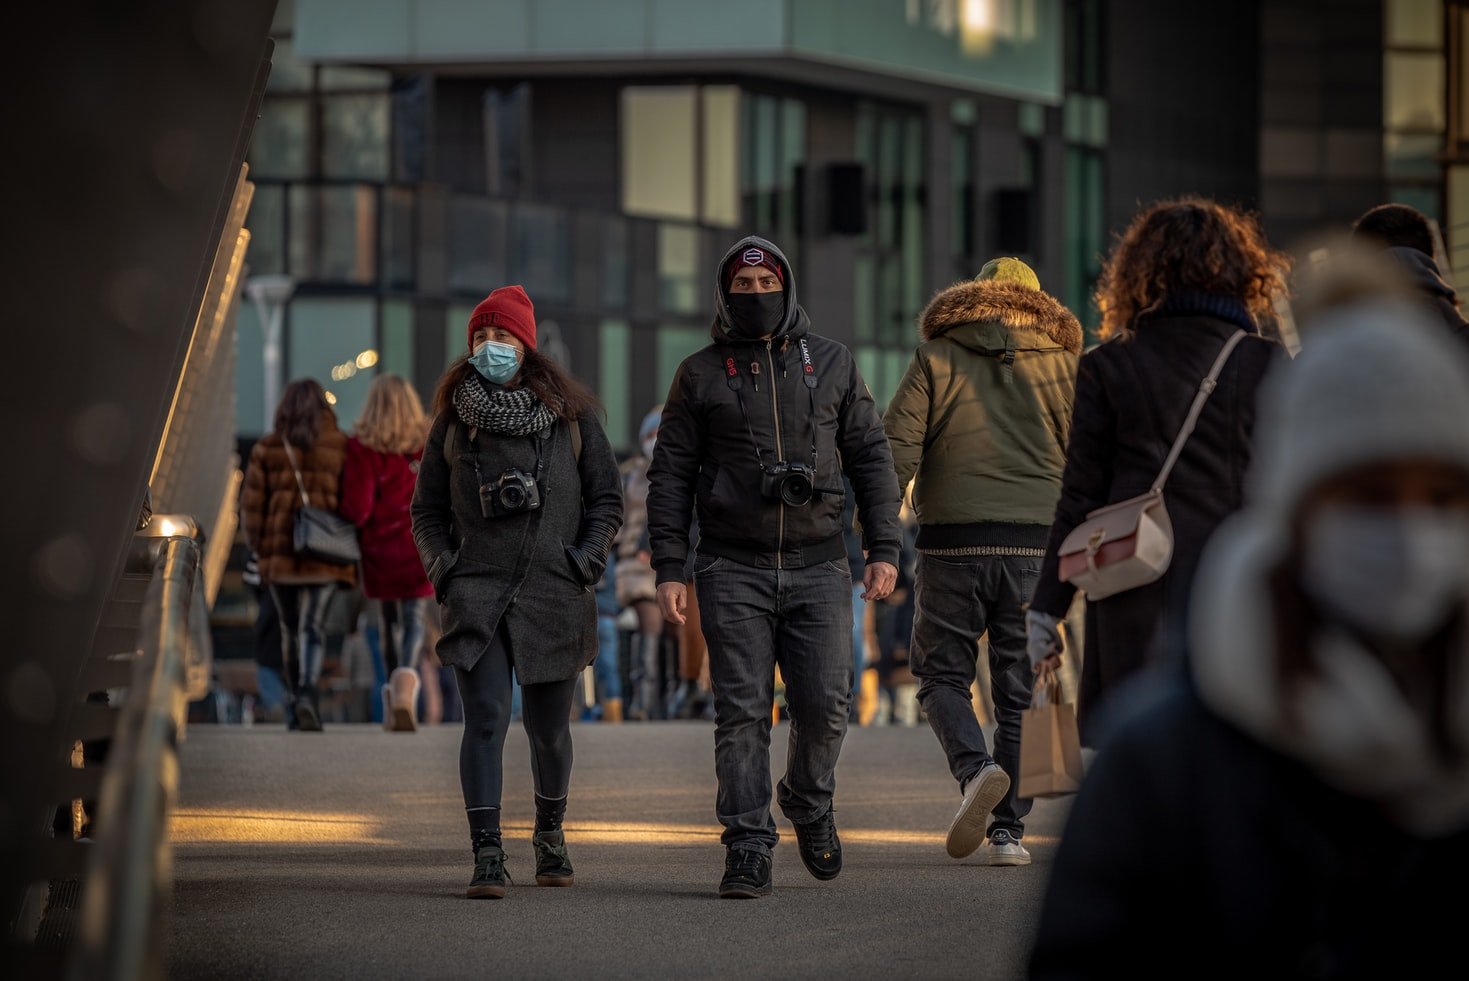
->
[453,378,558,436]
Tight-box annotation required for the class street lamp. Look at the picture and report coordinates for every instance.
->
[243,274,295,431]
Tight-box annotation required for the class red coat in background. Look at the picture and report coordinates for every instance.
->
[340,436,433,600]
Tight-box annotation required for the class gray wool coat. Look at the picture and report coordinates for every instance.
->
[410,409,623,684]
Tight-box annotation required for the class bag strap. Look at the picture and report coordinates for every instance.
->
[281,439,311,507]
[1151,330,1248,493]
[570,419,582,463]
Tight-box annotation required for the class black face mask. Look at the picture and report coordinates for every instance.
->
[725,292,786,339]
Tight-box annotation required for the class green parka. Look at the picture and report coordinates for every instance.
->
[883,279,1082,549]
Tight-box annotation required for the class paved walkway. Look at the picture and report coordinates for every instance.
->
[170,722,1074,979]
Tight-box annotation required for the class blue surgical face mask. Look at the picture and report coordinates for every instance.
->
[470,340,521,383]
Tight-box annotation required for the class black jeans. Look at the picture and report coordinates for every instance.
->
[910,553,1038,838]
[695,554,853,855]
[453,627,578,811]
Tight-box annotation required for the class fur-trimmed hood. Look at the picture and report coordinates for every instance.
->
[919,280,1083,355]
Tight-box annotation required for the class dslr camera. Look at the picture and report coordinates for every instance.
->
[760,462,817,507]
[480,468,542,518]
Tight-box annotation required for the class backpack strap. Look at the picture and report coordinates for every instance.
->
[442,419,458,465]
[570,419,582,463]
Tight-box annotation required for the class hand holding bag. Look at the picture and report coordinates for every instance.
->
[282,440,361,566]
[1057,330,1247,600]
[1018,671,1085,799]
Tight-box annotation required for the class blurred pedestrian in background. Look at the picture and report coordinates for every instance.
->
[241,378,356,732]
[590,551,623,722]
[1030,296,1469,977]
[412,285,622,899]
[1029,198,1288,745]
[884,257,1081,865]
[1351,202,1468,342]
[614,405,670,719]
[241,551,288,723]
[341,373,433,732]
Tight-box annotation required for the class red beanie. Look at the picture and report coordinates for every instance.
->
[724,247,785,290]
[467,285,537,352]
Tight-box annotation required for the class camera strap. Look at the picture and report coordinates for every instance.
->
[725,351,772,473]
[724,342,821,473]
[464,423,547,487]
[798,339,819,469]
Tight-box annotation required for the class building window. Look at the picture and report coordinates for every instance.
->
[622,87,699,221]
[658,224,702,314]
[742,93,806,243]
[856,103,926,349]
[621,85,745,227]
[485,84,531,196]
[599,320,632,451]
[1385,0,1448,222]
[289,297,378,429]
[287,184,378,284]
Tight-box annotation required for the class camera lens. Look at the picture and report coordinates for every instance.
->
[500,484,525,510]
[780,472,813,507]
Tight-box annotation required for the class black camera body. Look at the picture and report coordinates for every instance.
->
[480,468,542,518]
[760,461,816,507]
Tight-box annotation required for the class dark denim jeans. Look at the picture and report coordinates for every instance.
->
[910,552,1038,838]
[695,554,854,855]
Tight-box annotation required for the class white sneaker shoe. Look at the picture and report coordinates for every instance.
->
[981,828,1031,866]
[945,763,1011,859]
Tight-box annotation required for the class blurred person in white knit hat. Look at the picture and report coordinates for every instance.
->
[1029,293,1469,977]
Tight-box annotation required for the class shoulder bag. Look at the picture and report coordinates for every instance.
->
[283,439,361,565]
[1057,330,1247,600]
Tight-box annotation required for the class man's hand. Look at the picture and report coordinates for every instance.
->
[1026,609,1065,675]
[862,561,898,602]
[658,581,688,625]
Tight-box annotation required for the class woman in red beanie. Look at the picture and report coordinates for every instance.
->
[411,285,623,898]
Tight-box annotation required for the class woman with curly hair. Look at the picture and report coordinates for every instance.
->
[411,285,622,898]
[1027,198,1289,745]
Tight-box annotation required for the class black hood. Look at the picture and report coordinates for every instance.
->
[710,235,810,344]
[1386,246,1459,304]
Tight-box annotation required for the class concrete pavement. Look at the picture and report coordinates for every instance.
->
[169,722,1074,980]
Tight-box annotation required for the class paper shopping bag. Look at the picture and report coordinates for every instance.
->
[1018,674,1085,799]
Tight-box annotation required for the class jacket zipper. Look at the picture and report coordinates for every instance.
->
[767,340,785,570]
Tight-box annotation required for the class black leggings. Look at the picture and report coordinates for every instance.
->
[453,627,577,811]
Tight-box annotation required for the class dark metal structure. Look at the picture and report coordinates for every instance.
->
[1,3,278,976]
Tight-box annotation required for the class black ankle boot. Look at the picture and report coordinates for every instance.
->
[467,844,510,899]
[532,830,574,886]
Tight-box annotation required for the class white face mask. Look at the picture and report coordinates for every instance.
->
[1300,506,1469,641]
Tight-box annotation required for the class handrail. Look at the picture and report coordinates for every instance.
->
[68,536,199,981]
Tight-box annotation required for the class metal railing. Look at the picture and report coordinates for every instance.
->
[67,530,207,981]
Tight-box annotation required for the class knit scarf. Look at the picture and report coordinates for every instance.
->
[453,378,558,436]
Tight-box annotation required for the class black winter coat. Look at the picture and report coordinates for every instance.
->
[410,408,623,683]
[1030,665,1469,978]
[1031,313,1282,740]
[648,236,902,583]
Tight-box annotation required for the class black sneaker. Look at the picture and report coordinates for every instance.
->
[719,848,773,899]
[467,844,510,899]
[792,809,843,881]
[532,830,575,887]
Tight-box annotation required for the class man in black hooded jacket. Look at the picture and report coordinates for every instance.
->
[647,236,902,899]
